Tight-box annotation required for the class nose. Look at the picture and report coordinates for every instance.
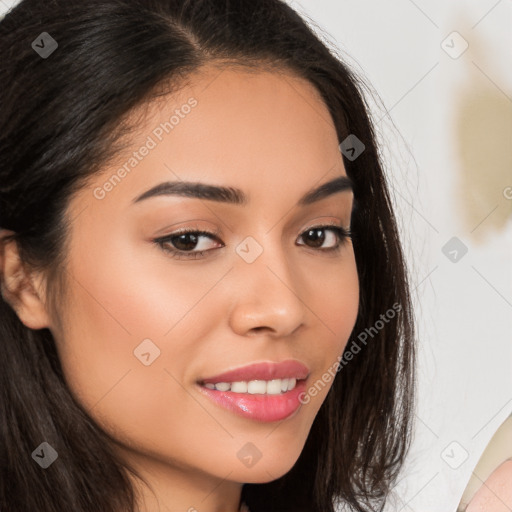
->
[227,238,307,339]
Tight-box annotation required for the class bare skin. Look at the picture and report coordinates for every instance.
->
[466,460,512,511]
[0,66,359,512]
[460,414,512,511]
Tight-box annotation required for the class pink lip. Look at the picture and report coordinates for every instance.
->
[198,360,310,384]
[196,360,310,422]
[197,378,308,422]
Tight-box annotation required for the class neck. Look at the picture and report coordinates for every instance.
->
[115,446,244,512]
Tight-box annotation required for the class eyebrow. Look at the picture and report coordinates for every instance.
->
[132,174,353,207]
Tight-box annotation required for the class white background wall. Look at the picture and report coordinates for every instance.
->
[1,0,511,510]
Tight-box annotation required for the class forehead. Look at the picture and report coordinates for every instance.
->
[79,65,348,214]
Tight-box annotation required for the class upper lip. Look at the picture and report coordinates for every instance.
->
[198,359,310,385]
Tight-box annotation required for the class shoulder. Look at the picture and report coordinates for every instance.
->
[458,414,512,511]
[465,459,512,511]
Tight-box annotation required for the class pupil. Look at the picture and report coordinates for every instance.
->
[307,228,325,248]
[174,233,198,250]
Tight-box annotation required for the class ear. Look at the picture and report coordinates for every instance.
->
[0,230,51,330]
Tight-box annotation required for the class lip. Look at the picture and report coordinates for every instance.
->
[196,360,311,422]
[198,360,310,385]
[197,378,309,422]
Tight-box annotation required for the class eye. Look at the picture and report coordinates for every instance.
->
[297,224,352,252]
[154,228,223,260]
[153,224,352,260]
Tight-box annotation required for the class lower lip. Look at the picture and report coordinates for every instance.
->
[197,379,308,422]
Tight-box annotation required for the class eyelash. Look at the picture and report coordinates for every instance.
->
[153,223,352,261]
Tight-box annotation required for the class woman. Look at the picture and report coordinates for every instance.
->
[0,1,415,511]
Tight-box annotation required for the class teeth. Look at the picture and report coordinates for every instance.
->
[230,381,248,393]
[265,379,282,395]
[203,378,298,394]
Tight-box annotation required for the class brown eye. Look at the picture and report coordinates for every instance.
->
[302,228,327,248]
[297,225,351,251]
[154,229,222,260]
[171,232,204,251]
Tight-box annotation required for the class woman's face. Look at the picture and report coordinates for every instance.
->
[50,66,359,503]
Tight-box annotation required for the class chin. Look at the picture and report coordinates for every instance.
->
[234,447,304,484]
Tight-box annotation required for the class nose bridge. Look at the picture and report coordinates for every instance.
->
[227,229,306,335]
[235,227,292,289]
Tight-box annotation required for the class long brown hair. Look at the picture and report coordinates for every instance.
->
[0,1,415,510]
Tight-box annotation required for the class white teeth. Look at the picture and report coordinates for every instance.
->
[230,381,248,393]
[247,380,266,394]
[266,379,283,395]
[203,378,298,394]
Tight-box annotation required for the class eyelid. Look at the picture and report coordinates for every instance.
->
[154,220,350,243]
[302,219,351,232]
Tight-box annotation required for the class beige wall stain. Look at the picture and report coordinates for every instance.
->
[454,32,512,243]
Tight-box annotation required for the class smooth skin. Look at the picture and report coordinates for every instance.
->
[0,66,359,512]
[466,460,512,511]
[460,415,512,511]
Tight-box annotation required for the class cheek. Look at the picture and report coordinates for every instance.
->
[323,263,359,336]
[53,231,237,441]
[297,250,359,406]
[51,236,188,413]
[311,249,360,348]
[53,251,220,467]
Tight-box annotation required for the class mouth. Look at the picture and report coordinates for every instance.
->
[195,360,310,422]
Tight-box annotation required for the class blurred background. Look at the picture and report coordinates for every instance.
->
[1,0,511,510]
